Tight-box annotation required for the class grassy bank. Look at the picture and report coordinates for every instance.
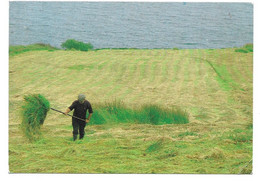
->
[9,44,253,173]
[9,43,59,56]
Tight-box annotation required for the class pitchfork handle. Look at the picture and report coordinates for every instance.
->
[50,108,86,122]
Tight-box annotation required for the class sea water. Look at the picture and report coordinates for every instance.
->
[9,2,253,49]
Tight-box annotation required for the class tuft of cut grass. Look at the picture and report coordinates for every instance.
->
[135,104,189,125]
[21,94,50,141]
[204,148,225,160]
[145,140,164,153]
[178,131,198,138]
[91,101,189,125]
[228,132,252,144]
[89,109,107,125]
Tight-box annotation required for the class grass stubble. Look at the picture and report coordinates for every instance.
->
[9,44,253,173]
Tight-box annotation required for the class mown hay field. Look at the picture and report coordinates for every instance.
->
[9,47,253,173]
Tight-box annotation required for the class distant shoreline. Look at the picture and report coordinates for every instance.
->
[9,42,253,55]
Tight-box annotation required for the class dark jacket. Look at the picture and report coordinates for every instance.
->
[68,100,93,120]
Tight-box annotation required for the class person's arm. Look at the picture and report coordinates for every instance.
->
[86,102,93,123]
[64,108,71,115]
[86,113,92,123]
[65,101,76,115]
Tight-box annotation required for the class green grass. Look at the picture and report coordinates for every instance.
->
[235,49,249,53]
[214,65,234,91]
[9,44,253,173]
[235,43,253,53]
[227,129,252,144]
[68,64,85,71]
[61,39,93,51]
[178,131,198,138]
[204,59,239,91]
[244,44,253,52]
[9,43,59,56]
[145,140,164,153]
[8,124,252,173]
[90,101,189,125]
[21,94,50,141]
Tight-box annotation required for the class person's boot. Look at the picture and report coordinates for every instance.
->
[79,134,84,140]
[73,134,77,141]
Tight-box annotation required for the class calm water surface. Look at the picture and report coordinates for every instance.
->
[9,2,253,49]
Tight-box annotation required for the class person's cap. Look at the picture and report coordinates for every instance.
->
[78,94,86,103]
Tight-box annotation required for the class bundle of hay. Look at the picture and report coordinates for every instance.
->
[21,94,50,141]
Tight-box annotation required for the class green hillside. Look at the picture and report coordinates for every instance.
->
[9,45,253,173]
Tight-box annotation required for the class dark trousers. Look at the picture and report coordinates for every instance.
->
[72,118,86,140]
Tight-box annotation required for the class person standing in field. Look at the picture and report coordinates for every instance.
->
[64,94,93,141]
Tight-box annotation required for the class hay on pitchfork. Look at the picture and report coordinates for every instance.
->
[21,94,50,141]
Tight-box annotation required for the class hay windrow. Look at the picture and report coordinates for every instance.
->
[21,94,50,141]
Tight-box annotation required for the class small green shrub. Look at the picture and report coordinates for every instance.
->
[21,94,50,141]
[61,39,93,51]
